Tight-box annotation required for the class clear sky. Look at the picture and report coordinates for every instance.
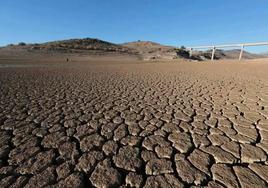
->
[1,0,268,52]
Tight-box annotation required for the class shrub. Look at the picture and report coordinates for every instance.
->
[18,42,26,46]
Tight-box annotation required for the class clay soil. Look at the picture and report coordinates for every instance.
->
[1,56,268,187]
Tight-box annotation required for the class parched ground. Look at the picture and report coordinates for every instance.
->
[0,58,268,187]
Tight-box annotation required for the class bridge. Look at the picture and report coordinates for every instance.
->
[187,42,268,61]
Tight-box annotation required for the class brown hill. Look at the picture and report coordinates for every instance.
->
[0,38,139,58]
[122,41,178,60]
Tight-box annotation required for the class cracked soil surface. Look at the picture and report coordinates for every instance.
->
[0,58,268,187]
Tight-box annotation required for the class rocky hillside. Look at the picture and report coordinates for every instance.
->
[0,38,138,57]
[122,41,191,60]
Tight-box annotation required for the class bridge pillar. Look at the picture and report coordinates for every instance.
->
[211,46,216,61]
[239,45,244,61]
[189,48,193,57]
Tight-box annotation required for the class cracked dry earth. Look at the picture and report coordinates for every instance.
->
[1,59,268,188]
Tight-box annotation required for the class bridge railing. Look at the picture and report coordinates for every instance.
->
[186,42,268,61]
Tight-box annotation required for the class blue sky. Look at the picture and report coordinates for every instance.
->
[1,0,268,52]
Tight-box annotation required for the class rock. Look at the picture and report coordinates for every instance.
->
[233,125,258,141]
[24,166,56,188]
[126,172,143,188]
[145,158,173,175]
[249,163,268,182]
[233,166,267,188]
[188,149,212,175]
[55,172,85,188]
[208,134,231,146]
[155,145,173,159]
[206,181,225,188]
[174,110,191,122]
[90,159,122,188]
[128,123,141,136]
[175,156,207,185]
[192,133,211,147]
[201,145,238,164]
[16,150,55,174]
[56,161,73,180]
[102,140,118,156]
[0,175,16,187]
[58,142,79,161]
[120,136,141,146]
[76,151,104,174]
[42,131,69,148]
[101,122,117,139]
[241,143,267,163]
[211,164,239,188]
[8,146,40,165]
[144,174,183,188]
[221,141,240,158]
[143,135,169,151]
[113,146,142,172]
[168,132,193,153]
[80,133,104,152]
[9,176,29,188]
[141,149,158,162]
[113,124,128,141]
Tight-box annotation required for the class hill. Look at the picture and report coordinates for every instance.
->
[122,41,190,60]
[0,38,266,61]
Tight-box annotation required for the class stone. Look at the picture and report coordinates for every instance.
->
[9,176,29,188]
[8,146,40,165]
[221,141,240,158]
[145,158,173,175]
[155,145,173,159]
[56,161,73,180]
[208,134,231,146]
[175,156,207,185]
[113,146,142,172]
[241,143,267,163]
[192,133,211,147]
[128,123,141,136]
[55,172,85,188]
[206,181,225,188]
[233,125,258,141]
[42,131,69,148]
[168,132,193,153]
[126,172,143,188]
[80,133,104,152]
[141,149,158,162]
[113,124,128,141]
[144,175,183,188]
[249,163,268,182]
[143,135,169,151]
[121,136,141,146]
[58,142,79,161]
[0,175,16,187]
[201,145,238,164]
[16,150,55,174]
[102,140,118,156]
[90,159,122,188]
[211,164,239,188]
[233,166,266,188]
[76,151,104,174]
[24,166,56,188]
[188,149,212,175]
